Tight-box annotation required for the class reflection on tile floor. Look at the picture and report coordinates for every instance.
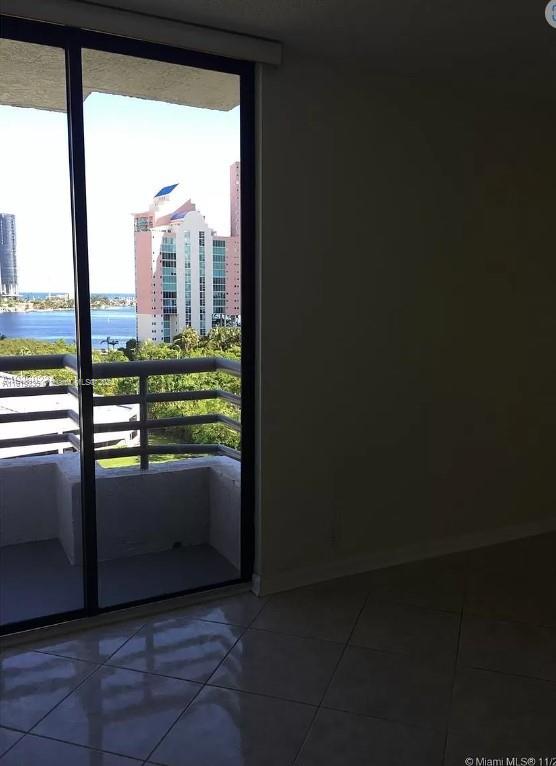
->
[0,532,554,765]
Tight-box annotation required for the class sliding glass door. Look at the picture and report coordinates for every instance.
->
[0,16,254,633]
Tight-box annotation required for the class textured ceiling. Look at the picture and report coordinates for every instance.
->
[82,0,555,92]
[0,39,239,112]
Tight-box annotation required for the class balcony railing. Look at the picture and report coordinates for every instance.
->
[0,354,241,467]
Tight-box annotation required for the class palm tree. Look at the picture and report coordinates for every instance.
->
[100,336,119,351]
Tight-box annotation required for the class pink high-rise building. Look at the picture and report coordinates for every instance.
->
[226,161,241,319]
[134,163,241,343]
[230,160,241,237]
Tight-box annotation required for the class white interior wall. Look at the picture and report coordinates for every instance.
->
[256,51,556,590]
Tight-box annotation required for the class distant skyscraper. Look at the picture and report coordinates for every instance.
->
[0,214,17,297]
[134,164,241,343]
[226,161,241,320]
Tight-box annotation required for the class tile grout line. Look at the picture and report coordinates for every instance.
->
[101,618,164,665]
[0,728,145,763]
[440,566,467,765]
[204,679,320,708]
[0,729,24,762]
[32,618,149,667]
[462,608,556,632]
[202,679,448,733]
[317,702,447,733]
[363,596,462,617]
[291,587,373,765]
[101,611,256,680]
[142,606,263,764]
[456,662,556,686]
[142,680,205,766]
[22,658,101,737]
[245,624,346,644]
[90,660,206,684]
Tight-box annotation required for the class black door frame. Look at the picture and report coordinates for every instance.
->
[0,14,255,634]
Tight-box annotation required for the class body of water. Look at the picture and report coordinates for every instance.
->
[0,309,136,348]
[19,292,134,300]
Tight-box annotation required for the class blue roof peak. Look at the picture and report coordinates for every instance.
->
[155,183,178,197]
[170,211,186,221]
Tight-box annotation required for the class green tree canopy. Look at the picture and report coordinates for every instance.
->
[172,327,200,353]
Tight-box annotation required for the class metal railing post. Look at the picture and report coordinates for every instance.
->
[139,376,149,470]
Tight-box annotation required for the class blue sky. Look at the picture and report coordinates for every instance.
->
[0,91,240,293]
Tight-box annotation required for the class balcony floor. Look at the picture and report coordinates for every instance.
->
[0,539,239,626]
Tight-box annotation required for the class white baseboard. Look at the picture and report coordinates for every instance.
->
[251,516,556,596]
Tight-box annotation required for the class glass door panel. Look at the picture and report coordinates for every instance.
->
[0,39,84,626]
[80,48,242,607]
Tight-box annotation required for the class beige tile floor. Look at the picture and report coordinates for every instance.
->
[0,533,554,765]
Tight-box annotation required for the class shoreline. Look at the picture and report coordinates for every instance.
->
[0,306,136,313]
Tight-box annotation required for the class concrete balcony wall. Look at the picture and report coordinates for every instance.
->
[0,457,60,545]
[210,462,241,571]
[0,453,240,568]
